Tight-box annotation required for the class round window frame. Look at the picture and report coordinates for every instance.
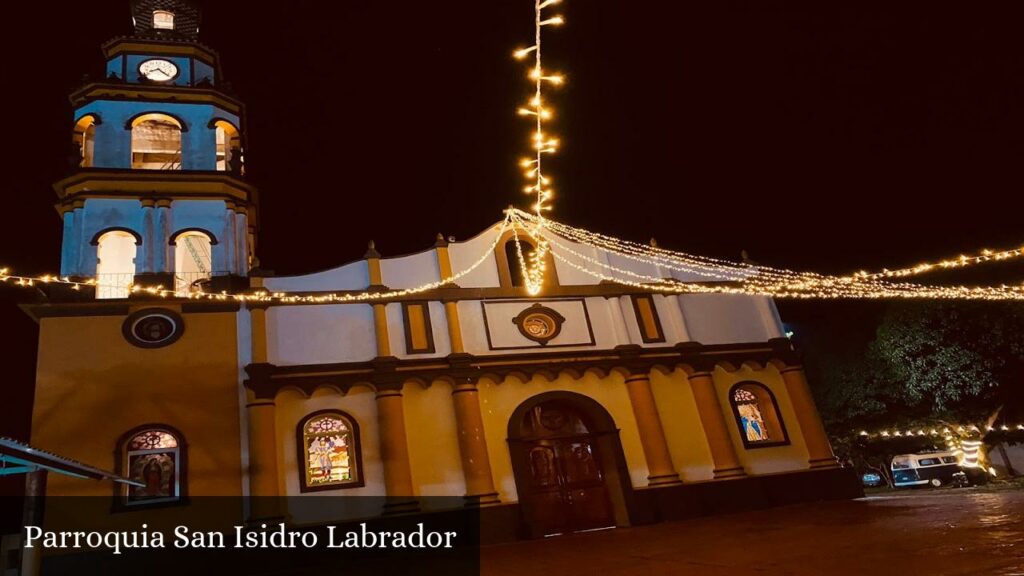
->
[138,58,181,83]
[122,308,185,349]
[512,304,566,345]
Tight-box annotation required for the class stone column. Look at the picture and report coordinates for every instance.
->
[444,300,465,354]
[154,198,173,273]
[434,233,455,282]
[223,201,237,276]
[73,200,88,274]
[688,370,746,479]
[779,365,839,469]
[452,379,500,505]
[140,199,156,274]
[624,373,682,486]
[246,397,284,521]
[372,305,392,357]
[249,302,269,364]
[365,241,394,359]
[375,386,419,513]
[59,208,75,277]
[235,209,249,275]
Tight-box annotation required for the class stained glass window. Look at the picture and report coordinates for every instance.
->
[733,388,770,443]
[123,427,182,505]
[301,413,361,490]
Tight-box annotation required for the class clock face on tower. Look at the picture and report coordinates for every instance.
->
[139,59,179,82]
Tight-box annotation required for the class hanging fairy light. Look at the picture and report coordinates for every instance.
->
[512,0,565,295]
[509,210,1024,301]
[0,214,515,305]
[7,208,1024,303]
[8,1,1024,305]
[858,424,1024,438]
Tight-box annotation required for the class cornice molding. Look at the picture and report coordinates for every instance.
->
[243,340,803,400]
[70,83,241,114]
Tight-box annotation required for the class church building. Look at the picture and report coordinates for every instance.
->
[25,0,859,543]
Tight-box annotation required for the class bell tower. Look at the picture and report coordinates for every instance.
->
[56,0,257,297]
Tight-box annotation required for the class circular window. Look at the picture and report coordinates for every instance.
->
[512,304,566,345]
[522,314,557,339]
[123,309,184,348]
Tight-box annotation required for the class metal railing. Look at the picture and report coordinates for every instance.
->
[93,272,232,300]
[174,271,216,294]
[95,273,136,300]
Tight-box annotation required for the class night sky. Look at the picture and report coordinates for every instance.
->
[3,1,1024,491]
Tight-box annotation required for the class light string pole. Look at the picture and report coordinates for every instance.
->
[514,0,565,295]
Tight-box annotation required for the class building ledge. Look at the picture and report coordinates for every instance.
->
[244,339,801,399]
[70,82,242,114]
[102,36,219,64]
[53,169,258,208]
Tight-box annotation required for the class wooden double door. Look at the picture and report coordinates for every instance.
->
[513,400,617,537]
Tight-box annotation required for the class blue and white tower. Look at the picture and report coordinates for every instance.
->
[56,0,257,297]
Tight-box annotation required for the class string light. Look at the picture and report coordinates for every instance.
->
[510,210,1024,301]
[7,1,1024,305]
[0,215,514,305]
[6,210,1024,303]
[858,424,1024,439]
[511,0,566,295]
[857,424,1022,475]
[852,246,1024,281]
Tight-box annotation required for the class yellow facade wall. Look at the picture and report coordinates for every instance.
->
[274,385,384,523]
[403,382,466,501]
[30,309,245,534]
[649,369,716,481]
[476,371,649,503]
[32,310,244,499]
[274,382,466,522]
[712,364,811,474]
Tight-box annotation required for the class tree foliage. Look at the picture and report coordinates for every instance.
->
[815,302,1024,434]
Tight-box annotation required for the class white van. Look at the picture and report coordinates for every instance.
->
[891,452,961,488]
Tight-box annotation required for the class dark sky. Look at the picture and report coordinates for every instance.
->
[3,0,1024,478]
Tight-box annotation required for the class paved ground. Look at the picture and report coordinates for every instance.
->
[481,489,1024,575]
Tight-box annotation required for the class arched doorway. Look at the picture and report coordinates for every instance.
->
[508,392,632,538]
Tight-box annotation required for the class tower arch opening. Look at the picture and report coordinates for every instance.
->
[172,230,214,293]
[73,114,100,168]
[130,113,183,170]
[95,229,139,299]
[212,120,241,172]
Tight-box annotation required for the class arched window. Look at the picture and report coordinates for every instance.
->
[119,426,185,506]
[172,231,213,293]
[213,120,241,172]
[95,230,138,299]
[131,113,182,170]
[153,10,175,30]
[505,239,529,288]
[298,411,363,492]
[729,382,789,449]
[496,229,558,290]
[73,115,99,167]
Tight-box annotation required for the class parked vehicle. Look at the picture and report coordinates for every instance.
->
[861,472,885,487]
[891,452,963,488]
